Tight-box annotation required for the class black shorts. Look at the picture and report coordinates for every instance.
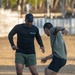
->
[48,55,67,72]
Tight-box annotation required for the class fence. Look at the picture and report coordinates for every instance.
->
[33,17,75,35]
[0,13,75,37]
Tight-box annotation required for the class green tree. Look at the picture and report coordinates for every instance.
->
[2,0,16,9]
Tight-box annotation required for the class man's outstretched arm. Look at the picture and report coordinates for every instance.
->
[56,27,68,35]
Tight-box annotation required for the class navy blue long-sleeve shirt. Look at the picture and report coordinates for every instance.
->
[8,23,44,54]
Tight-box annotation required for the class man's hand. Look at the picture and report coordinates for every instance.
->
[12,45,18,50]
[41,57,47,63]
[40,47,45,53]
[62,29,68,35]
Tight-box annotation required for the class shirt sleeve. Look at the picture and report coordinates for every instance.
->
[8,25,18,46]
[50,27,57,35]
[35,28,44,47]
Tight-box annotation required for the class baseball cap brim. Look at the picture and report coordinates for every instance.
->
[27,19,33,22]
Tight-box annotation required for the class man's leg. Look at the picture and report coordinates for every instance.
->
[45,68,57,75]
[15,53,25,75]
[15,63,24,75]
[26,54,38,75]
[29,65,38,75]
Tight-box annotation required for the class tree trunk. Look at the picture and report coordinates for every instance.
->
[39,0,42,9]
[54,0,59,10]
[35,0,37,11]
[0,0,2,8]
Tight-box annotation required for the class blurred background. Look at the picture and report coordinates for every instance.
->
[0,0,75,36]
[0,0,75,75]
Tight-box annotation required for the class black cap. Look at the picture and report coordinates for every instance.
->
[25,13,34,22]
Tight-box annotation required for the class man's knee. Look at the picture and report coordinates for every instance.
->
[44,67,48,72]
[16,70,22,75]
[31,70,38,75]
[44,68,57,75]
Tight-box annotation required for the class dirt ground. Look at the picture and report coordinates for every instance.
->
[0,35,75,75]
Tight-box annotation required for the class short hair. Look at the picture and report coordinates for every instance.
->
[43,22,53,30]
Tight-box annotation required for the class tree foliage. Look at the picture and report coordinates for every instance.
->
[1,0,74,14]
[26,0,46,7]
[2,0,16,8]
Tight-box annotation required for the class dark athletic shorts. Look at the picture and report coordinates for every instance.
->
[15,53,36,67]
[48,55,66,72]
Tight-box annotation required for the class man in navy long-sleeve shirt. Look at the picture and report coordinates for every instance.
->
[8,13,45,75]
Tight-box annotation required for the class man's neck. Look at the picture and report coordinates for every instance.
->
[24,23,32,27]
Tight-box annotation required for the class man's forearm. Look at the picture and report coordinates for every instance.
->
[8,34,15,46]
[45,54,53,59]
[56,27,65,31]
